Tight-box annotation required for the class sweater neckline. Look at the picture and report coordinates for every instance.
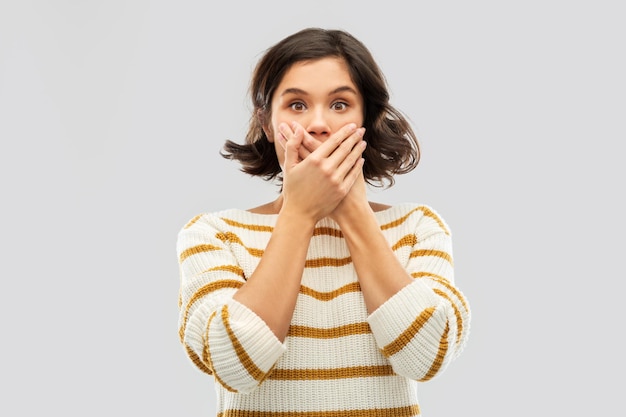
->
[219,203,419,221]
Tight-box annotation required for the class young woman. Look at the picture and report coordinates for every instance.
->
[177,27,471,416]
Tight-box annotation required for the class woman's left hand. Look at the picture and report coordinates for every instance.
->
[282,121,371,224]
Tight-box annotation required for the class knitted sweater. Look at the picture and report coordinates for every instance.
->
[176,203,470,417]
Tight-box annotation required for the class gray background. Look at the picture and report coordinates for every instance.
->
[1,0,624,415]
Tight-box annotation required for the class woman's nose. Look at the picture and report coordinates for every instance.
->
[305,108,331,139]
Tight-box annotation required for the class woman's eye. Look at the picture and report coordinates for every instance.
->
[332,102,348,111]
[290,102,306,111]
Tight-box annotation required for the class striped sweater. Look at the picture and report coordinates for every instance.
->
[176,203,470,416]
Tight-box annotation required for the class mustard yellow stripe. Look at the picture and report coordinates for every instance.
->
[217,219,344,239]
[288,322,371,339]
[299,282,361,301]
[200,232,353,266]
[184,343,213,375]
[203,311,238,392]
[221,217,273,232]
[392,234,417,251]
[269,365,394,381]
[417,206,450,235]
[418,321,449,382]
[412,271,469,313]
[198,264,245,279]
[433,288,463,345]
[183,214,203,229]
[380,207,422,230]
[215,232,264,257]
[218,405,420,417]
[305,256,352,268]
[381,307,436,357]
[411,271,448,281]
[202,311,216,371]
[409,249,453,266]
[380,206,449,235]
[179,243,222,263]
[214,230,348,261]
[179,279,243,341]
[313,226,343,238]
[222,305,267,381]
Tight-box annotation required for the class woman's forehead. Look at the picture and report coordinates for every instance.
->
[277,57,357,92]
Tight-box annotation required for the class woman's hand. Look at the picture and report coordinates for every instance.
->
[278,122,371,224]
[277,122,366,222]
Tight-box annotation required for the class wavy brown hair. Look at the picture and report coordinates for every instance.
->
[221,27,420,188]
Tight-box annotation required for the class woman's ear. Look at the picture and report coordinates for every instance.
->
[258,109,273,143]
[263,125,273,143]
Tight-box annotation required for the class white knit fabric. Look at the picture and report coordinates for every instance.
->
[176,203,471,416]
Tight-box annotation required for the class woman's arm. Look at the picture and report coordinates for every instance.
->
[231,210,316,342]
[280,121,471,380]
[334,200,471,381]
[233,122,366,341]
[177,214,288,393]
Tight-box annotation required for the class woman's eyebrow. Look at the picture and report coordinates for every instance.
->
[329,86,358,96]
[280,88,308,96]
[280,86,358,97]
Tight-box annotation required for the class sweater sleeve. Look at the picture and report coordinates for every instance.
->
[367,207,471,381]
[176,214,286,393]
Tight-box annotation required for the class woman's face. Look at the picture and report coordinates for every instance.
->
[265,57,365,168]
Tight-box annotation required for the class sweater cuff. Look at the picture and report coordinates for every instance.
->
[367,280,440,347]
[226,298,287,371]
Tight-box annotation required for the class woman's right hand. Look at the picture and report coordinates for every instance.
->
[277,122,366,222]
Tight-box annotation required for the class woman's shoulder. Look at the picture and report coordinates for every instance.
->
[373,201,443,216]
[374,202,451,234]
[178,207,279,232]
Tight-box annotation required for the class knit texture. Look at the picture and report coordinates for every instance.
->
[177,203,471,416]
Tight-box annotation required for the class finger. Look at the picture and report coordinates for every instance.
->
[313,123,359,158]
[341,156,366,191]
[280,124,305,170]
[279,122,312,162]
[335,138,367,180]
[294,122,321,156]
[326,127,365,167]
[291,122,313,160]
[276,123,291,150]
